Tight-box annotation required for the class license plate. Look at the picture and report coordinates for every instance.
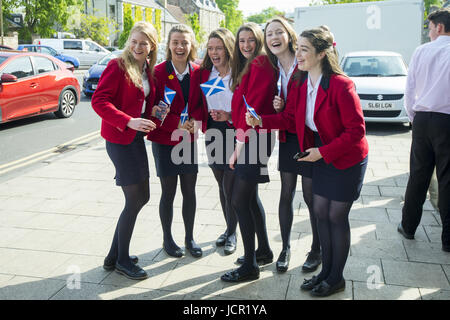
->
[366,102,393,109]
[92,84,97,89]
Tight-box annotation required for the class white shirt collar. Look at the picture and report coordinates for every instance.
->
[277,59,297,78]
[172,61,190,80]
[211,65,231,80]
[308,73,322,95]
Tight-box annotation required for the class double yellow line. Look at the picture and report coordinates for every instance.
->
[0,131,100,176]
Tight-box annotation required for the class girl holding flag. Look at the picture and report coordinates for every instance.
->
[263,17,321,273]
[220,22,277,283]
[147,24,203,258]
[196,28,239,255]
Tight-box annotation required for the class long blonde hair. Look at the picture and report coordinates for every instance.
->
[201,28,235,71]
[119,21,158,88]
[230,22,265,92]
[165,24,198,62]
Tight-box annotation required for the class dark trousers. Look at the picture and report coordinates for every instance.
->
[402,112,450,246]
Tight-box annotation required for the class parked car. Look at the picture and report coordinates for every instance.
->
[17,44,80,69]
[0,51,80,124]
[341,51,409,124]
[33,38,110,67]
[83,50,123,97]
[0,45,14,50]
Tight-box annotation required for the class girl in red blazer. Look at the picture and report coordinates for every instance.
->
[248,26,369,297]
[196,28,239,255]
[220,22,276,283]
[147,24,203,259]
[264,17,321,274]
[91,22,158,280]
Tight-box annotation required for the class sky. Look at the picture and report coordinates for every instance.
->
[238,0,313,16]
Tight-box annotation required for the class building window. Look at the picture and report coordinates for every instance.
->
[109,5,116,18]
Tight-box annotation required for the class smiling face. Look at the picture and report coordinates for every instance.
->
[265,21,290,57]
[130,31,152,65]
[207,37,228,70]
[169,31,192,64]
[238,30,257,59]
[296,36,325,73]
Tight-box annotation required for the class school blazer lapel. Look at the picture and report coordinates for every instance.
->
[314,75,330,117]
[165,61,184,112]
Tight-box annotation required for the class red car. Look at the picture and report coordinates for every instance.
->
[0,51,80,124]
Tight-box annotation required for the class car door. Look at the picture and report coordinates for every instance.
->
[0,56,40,122]
[85,41,107,65]
[30,55,60,113]
[62,40,85,66]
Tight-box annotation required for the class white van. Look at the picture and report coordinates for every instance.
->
[33,38,110,67]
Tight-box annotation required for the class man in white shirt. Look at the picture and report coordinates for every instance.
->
[398,8,450,253]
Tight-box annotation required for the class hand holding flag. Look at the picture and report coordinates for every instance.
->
[243,95,260,128]
[277,72,282,97]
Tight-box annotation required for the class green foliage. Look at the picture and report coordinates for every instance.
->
[186,13,205,45]
[145,7,153,23]
[310,0,384,4]
[118,3,134,49]
[135,6,143,22]
[216,0,244,34]
[3,0,82,42]
[246,7,285,24]
[154,9,162,42]
[72,11,118,46]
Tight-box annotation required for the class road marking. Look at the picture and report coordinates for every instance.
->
[0,130,100,175]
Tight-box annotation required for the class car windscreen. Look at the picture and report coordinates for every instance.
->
[343,56,407,77]
[97,51,122,65]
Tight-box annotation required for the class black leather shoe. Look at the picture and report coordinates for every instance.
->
[115,263,148,280]
[443,244,450,252]
[163,243,184,258]
[302,251,322,272]
[310,279,346,297]
[300,275,322,291]
[236,251,273,265]
[221,267,260,283]
[224,234,237,255]
[216,232,228,247]
[397,223,414,240]
[185,241,203,258]
[103,255,139,271]
[276,248,290,273]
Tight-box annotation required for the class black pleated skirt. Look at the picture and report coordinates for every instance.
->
[151,140,198,177]
[278,132,313,177]
[311,132,368,202]
[205,116,235,171]
[105,131,149,186]
[234,131,275,184]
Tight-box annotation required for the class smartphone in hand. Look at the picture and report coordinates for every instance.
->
[293,151,310,160]
[156,101,169,121]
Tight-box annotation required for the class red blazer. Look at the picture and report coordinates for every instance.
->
[91,58,156,145]
[261,73,369,170]
[147,61,202,145]
[231,55,277,143]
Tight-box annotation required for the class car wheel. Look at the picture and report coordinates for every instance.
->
[55,89,76,118]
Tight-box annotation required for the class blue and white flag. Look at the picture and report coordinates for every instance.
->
[164,86,176,105]
[243,95,260,120]
[277,72,282,96]
[200,77,226,97]
[180,103,189,125]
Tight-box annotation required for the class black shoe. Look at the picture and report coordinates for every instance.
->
[443,244,450,253]
[185,240,203,258]
[276,248,290,273]
[397,223,414,240]
[163,243,184,258]
[236,251,273,265]
[224,234,237,255]
[103,255,139,271]
[302,251,322,272]
[300,275,322,291]
[221,267,260,283]
[115,263,148,280]
[216,232,228,247]
[310,279,346,297]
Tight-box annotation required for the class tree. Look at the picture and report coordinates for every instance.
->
[246,7,285,24]
[216,0,244,34]
[2,0,82,42]
[186,13,205,45]
[118,3,134,49]
[72,12,118,46]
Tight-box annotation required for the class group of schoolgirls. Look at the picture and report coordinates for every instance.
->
[92,17,368,298]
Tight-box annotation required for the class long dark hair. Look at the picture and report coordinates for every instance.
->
[201,28,235,71]
[264,17,298,71]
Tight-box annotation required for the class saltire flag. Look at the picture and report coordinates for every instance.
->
[180,103,189,125]
[164,86,176,105]
[243,95,260,120]
[200,77,226,97]
[277,72,282,96]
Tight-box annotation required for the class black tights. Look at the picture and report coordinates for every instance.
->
[159,173,198,250]
[231,176,271,271]
[313,193,353,286]
[211,167,238,236]
[279,173,320,252]
[106,179,150,269]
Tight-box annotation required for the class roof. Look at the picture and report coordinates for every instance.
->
[193,0,223,13]
[344,51,403,57]
[125,0,180,24]
[166,4,187,24]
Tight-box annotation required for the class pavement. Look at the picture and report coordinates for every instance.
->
[0,129,449,301]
